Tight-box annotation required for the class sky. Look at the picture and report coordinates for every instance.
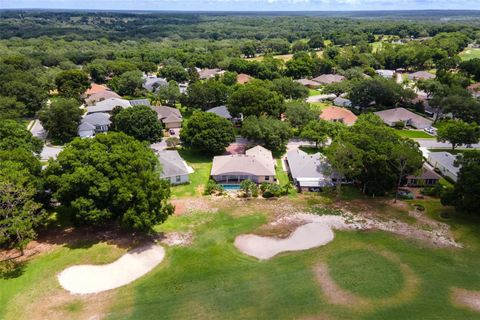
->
[1,0,479,11]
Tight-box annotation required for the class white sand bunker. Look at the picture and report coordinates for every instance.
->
[58,244,165,294]
[451,287,480,312]
[235,223,334,260]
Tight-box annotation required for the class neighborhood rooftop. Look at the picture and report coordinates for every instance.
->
[157,150,190,178]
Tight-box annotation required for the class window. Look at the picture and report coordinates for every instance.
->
[176,175,181,182]
[265,176,270,181]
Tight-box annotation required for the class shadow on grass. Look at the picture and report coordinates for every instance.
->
[178,148,213,164]
[0,260,26,279]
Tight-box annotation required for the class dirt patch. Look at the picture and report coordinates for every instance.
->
[160,232,193,246]
[451,287,480,312]
[171,198,218,215]
[23,288,115,320]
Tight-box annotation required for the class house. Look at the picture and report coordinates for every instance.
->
[152,106,183,129]
[333,97,352,108]
[206,105,243,123]
[375,69,395,79]
[210,145,276,184]
[86,98,131,114]
[84,83,110,96]
[374,107,432,129]
[78,112,111,138]
[467,83,480,98]
[405,165,442,187]
[427,152,460,182]
[285,149,343,191]
[206,105,232,120]
[143,75,167,92]
[129,99,151,107]
[320,106,357,126]
[85,90,121,106]
[198,68,224,80]
[312,74,345,85]
[306,94,337,103]
[408,71,435,81]
[157,150,190,185]
[295,78,321,88]
[237,73,253,84]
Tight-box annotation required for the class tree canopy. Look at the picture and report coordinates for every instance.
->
[241,115,292,154]
[180,112,235,155]
[39,98,82,143]
[227,82,285,118]
[111,105,163,143]
[43,132,173,231]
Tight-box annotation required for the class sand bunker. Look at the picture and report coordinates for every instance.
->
[451,288,480,312]
[234,223,334,260]
[58,244,165,294]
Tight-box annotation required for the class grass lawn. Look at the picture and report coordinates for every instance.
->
[169,148,213,198]
[310,101,331,112]
[459,48,480,61]
[2,197,480,319]
[395,129,435,139]
[308,88,320,96]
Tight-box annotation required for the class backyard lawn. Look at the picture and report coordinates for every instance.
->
[395,129,435,139]
[2,197,480,319]
[275,159,297,198]
[169,148,212,198]
[308,88,320,96]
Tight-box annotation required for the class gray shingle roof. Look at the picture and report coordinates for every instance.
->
[408,71,435,81]
[158,150,190,178]
[428,152,460,176]
[374,108,432,127]
[143,76,167,92]
[151,106,182,121]
[312,74,345,85]
[206,105,232,119]
[86,98,131,114]
[82,112,111,126]
[286,149,337,187]
[129,99,151,106]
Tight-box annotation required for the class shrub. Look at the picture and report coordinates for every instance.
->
[204,179,224,195]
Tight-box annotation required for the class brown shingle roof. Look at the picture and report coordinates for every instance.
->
[320,106,357,126]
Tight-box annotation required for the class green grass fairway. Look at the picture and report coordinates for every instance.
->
[169,148,212,198]
[395,130,435,139]
[459,48,480,61]
[2,199,480,319]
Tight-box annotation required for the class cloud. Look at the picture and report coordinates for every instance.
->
[1,0,479,10]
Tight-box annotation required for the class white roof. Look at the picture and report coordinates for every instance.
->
[211,145,275,176]
[86,98,131,114]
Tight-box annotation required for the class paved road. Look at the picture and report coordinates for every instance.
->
[40,145,63,161]
[414,138,480,149]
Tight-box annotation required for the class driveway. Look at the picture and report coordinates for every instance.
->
[414,139,480,149]
[40,145,63,161]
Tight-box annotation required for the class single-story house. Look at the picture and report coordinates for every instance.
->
[333,97,352,108]
[320,106,357,126]
[211,145,276,184]
[408,71,435,81]
[427,152,460,182]
[143,75,167,92]
[237,73,253,84]
[84,83,110,96]
[157,150,190,185]
[86,98,131,114]
[285,149,343,191]
[312,74,346,85]
[206,105,243,123]
[129,99,151,107]
[467,83,480,98]
[374,107,432,129]
[78,112,111,138]
[296,78,321,88]
[198,68,224,80]
[152,106,183,129]
[85,90,121,106]
[405,165,442,187]
[375,69,395,79]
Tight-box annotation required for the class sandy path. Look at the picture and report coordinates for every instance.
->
[451,288,480,312]
[234,223,334,260]
[58,244,165,294]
